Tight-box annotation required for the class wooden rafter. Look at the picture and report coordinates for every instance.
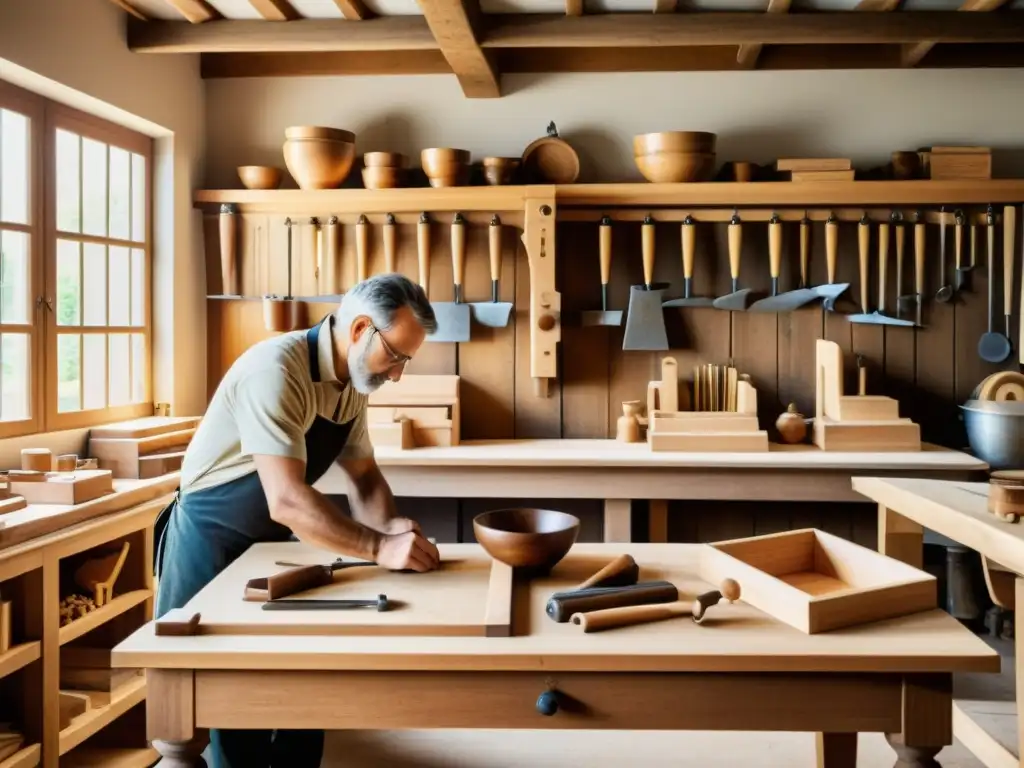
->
[249,0,300,21]
[736,0,791,69]
[854,0,902,10]
[902,0,1010,66]
[108,0,149,20]
[333,0,371,19]
[162,0,220,23]
[654,0,678,11]
[413,0,500,97]
[566,0,584,15]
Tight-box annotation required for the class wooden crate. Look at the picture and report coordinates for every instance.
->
[699,528,936,633]
[8,471,114,505]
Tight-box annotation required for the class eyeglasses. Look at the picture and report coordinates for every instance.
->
[369,324,413,368]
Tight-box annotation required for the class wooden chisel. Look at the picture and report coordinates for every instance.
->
[545,581,678,623]
[244,560,377,602]
[576,554,639,590]
[569,579,741,633]
[262,594,389,611]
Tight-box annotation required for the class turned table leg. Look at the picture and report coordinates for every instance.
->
[148,669,206,767]
[886,673,952,768]
[885,734,940,768]
[153,738,209,767]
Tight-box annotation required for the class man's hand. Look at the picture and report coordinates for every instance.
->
[376,530,440,572]
[382,517,421,536]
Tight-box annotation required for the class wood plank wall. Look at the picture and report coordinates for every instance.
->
[204,210,1018,547]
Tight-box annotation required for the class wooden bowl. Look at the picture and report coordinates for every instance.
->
[237,165,283,190]
[282,126,355,190]
[635,151,716,183]
[633,131,717,156]
[521,124,579,184]
[891,151,921,180]
[364,151,405,169]
[362,166,402,189]
[481,157,520,186]
[263,296,301,332]
[473,508,580,572]
[421,148,470,177]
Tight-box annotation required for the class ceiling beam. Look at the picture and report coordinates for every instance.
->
[333,0,371,19]
[162,0,221,22]
[654,0,678,11]
[108,0,149,20]
[854,0,901,9]
[128,13,1024,53]
[736,0,791,69]
[902,0,1010,66]
[415,0,500,98]
[248,0,300,20]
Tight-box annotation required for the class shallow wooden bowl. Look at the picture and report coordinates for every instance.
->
[481,157,520,186]
[362,166,402,189]
[473,508,580,571]
[635,151,716,183]
[364,151,405,169]
[633,131,717,156]
[237,165,283,190]
[421,148,471,177]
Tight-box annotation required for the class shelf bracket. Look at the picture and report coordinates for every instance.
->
[521,191,560,398]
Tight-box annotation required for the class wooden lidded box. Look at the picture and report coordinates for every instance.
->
[699,528,936,634]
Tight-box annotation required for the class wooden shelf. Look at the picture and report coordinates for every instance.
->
[194,180,1024,213]
[61,746,158,768]
[0,744,39,768]
[0,641,40,680]
[58,590,151,646]
[58,675,147,755]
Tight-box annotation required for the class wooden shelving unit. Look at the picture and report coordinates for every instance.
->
[58,674,147,755]
[0,642,39,680]
[0,744,40,768]
[57,591,152,647]
[61,746,158,768]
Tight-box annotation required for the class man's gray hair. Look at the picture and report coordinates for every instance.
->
[335,273,438,334]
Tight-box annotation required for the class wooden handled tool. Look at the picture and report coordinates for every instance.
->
[825,214,838,286]
[642,215,656,289]
[570,579,741,633]
[321,216,341,295]
[728,213,742,293]
[577,554,640,590]
[799,215,810,289]
[383,213,397,273]
[489,214,502,301]
[858,214,870,313]
[914,215,926,327]
[452,212,466,303]
[894,214,905,309]
[545,581,678,623]
[878,219,889,314]
[768,213,782,296]
[417,213,430,295]
[245,560,378,601]
[356,214,369,282]
[262,594,389,612]
[1004,205,1015,340]
[954,209,964,291]
[682,216,695,284]
[1019,206,1024,366]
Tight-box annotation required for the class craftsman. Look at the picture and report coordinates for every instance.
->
[153,273,441,768]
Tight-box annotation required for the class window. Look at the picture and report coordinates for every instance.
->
[0,80,152,438]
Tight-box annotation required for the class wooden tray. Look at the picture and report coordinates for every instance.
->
[155,542,513,638]
[699,528,936,633]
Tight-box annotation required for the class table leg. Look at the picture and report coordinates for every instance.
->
[1016,577,1024,766]
[147,669,207,767]
[648,500,668,543]
[603,499,632,543]
[885,673,952,768]
[815,732,857,768]
[877,504,923,568]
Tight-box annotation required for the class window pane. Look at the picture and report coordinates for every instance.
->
[131,153,145,242]
[131,248,145,326]
[0,230,29,324]
[109,333,130,406]
[1,109,29,225]
[83,333,106,411]
[83,243,107,326]
[0,333,29,422]
[56,129,80,233]
[82,137,107,237]
[109,245,129,326]
[131,332,145,403]
[56,239,80,326]
[57,333,80,412]
[109,146,130,240]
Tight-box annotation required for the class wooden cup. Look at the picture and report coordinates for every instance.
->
[21,448,52,472]
[56,454,79,472]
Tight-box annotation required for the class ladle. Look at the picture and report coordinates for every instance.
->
[978,205,1012,363]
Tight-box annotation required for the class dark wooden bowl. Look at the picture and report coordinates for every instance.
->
[473,508,580,571]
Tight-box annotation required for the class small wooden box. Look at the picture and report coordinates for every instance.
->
[700,528,936,634]
[9,470,114,505]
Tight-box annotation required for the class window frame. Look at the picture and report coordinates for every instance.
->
[0,79,154,437]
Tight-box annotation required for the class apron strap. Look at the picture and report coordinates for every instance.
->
[306,314,343,422]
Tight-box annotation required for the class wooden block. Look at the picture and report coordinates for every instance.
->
[9,470,114,505]
[393,406,450,425]
[699,528,936,634]
[776,158,852,172]
[136,451,185,479]
[368,419,414,449]
[59,691,91,730]
[790,170,856,182]
[74,541,131,606]
[6,470,44,482]
[367,407,397,423]
[929,151,991,181]
[368,375,459,405]
[813,417,921,451]
[60,666,140,692]
[20,448,52,472]
[88,415,201,439]
[736,380,758,415]
[413,423,454,447]
[61,646,116,668]
[835,395,902,422]
[89,429,195,478]
[650,413,760,433]
[929,145,991,155]
[0,600,10,654]
[648,430,769,452]
[0,497,27,516]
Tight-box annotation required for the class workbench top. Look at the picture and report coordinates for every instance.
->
[116,543,997,675]
[365,439,986,471]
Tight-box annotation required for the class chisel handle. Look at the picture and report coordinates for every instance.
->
[799,218,810,288]
[895,219,905,296]
[825,215,838,284]
[642,215,656,286]
[768,214,782,279]
[954,210,963,271]
[728,214,742,280]
[1004,206,1015,324]
[383,213,396,273]
[489,215,502,282]
[571,601,692,633]
[355,214,369,282]
[915,219,926,296]
[878,221,889,313]
[599,215,612,286]
[417,213,430,294]
[451,213,466,293]
[858,216,870,312]
[681,216,695,280]
[577,554,640,590]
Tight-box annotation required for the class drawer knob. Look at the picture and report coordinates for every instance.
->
[535,690,560,716]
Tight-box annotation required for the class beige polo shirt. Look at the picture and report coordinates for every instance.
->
[179,315,373,495]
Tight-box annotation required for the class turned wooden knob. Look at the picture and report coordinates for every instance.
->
[537,314,556,332]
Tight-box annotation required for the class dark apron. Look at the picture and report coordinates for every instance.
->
[153,315,354,768]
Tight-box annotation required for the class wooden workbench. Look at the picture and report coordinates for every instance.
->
[314,440,988,543]
[114,542,998,767]
[852,477,1022,768]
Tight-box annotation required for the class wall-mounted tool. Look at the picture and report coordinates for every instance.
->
[425,213,471,343]
[954,209,968,292]
[470,215,514,328]
[848,217,914,328]
[713,212,755,311]
[979,205,1012,364]
[814,213,849,311]
[355,214,370,282]
[750,213,821,312]
[622,214,670,350]
[581,215,624,325]
[383,213,397,273]
[898,212,927,327]
[893,212,907,320]
[936,206,953,304]
[799,214,811,289]
[664,215,715,308]
[1003,205,1016,345]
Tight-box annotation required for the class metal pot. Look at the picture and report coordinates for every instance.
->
[960,399,1024,470]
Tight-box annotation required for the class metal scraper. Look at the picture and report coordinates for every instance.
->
[712,212,757,311]
[846,216,915,328]
[428,213,472,343]
[622,214,669,351]
[748,213,820,312]
[663,215,715,308]
[581,215,624,325]
[470,214,514,328]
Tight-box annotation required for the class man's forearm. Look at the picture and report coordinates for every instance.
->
[272,483,383,560]
[347,464,398,532]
